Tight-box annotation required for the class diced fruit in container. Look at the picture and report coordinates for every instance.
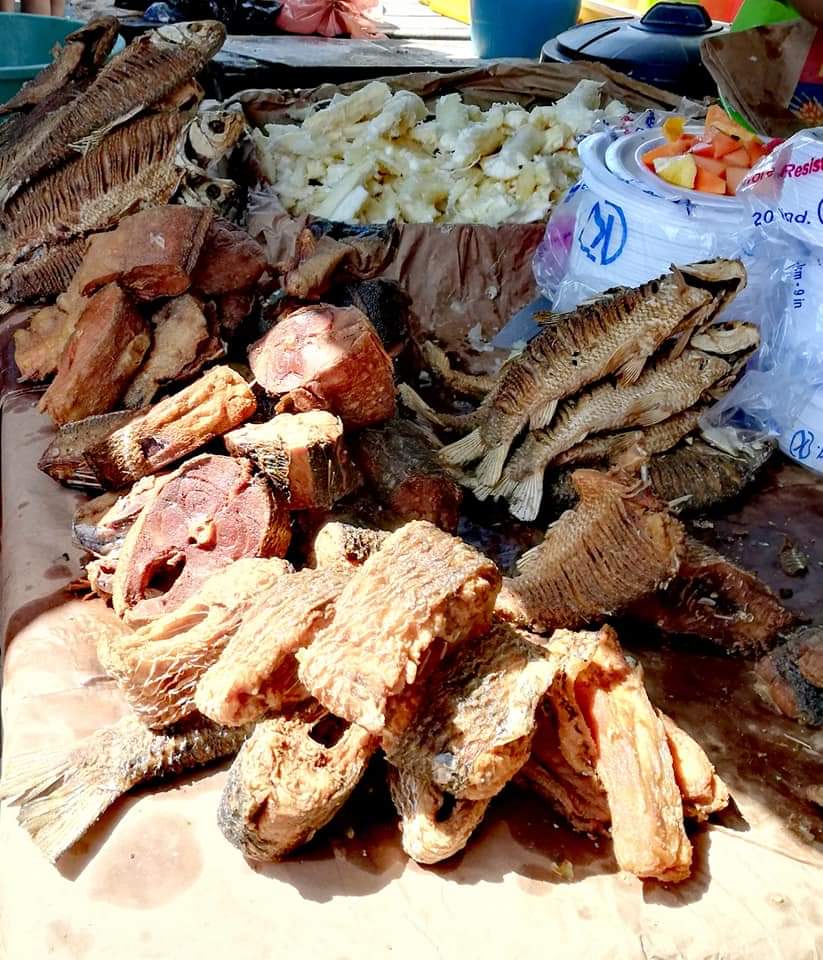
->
[711,132,741,159]
[695,167,727,195]
[662,116,685,142]
[642,137,696,168]
[693,154,727,177]
[690,140,715,157]
[724,147,751,168]
[746,139,767,165]
[653,154,697,189]
[705,104,757,142]
[725,166,748,195]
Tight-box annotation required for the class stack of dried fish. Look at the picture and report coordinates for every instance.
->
[0,19,240,310]
[402,261,766,522]
[2,259,796,889]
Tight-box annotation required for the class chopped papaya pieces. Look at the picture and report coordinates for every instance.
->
[642,105,780,197]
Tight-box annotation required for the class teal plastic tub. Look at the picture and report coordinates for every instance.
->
[0,13,125,106]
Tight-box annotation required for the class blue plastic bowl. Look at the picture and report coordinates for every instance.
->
[0,13,125,106]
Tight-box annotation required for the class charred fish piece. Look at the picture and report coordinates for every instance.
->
[486,348,733,522]
[495,469,685,634]
[0,21,226,206]
[627,536,794,654]
[386,623,559,805]
[308,520,389,569]
[0,111,187,265]
[38,407,147,490]
[0,18,118,117]
[434,260,746,487]
[754,627,823,726]
[99,557,294,729]
[0,713,252,863]
[218,710,377,861]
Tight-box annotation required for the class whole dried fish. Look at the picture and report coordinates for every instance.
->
[0,21,226,206]
[485,348,731,521]
[421,340,497,399]
[0,237,86,308]
[495,469,685,633]
[0,111,187,265]
[218,711,377,861]
[432,260,746,487]
[627,536,794,654]
[0,714,251,862]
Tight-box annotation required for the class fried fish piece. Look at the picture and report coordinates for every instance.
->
[386,624,557,802]
[297,521,501,737]
[195,565,352,726]
[218,710,377,861]
[0,714,251,863]
[496,470,684,633]
[99,557,294,729]
[308,520,388,569]
[573,627,693,882]
[486,348,731,522]
[627,536,794,654]
[754,628,823,726]
[434,260,746,487]
[0,21,226,206]
[658,712,729,821]
[388,766,491,865]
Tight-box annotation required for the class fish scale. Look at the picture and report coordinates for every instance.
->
[488,349,731,522]
[438,260,745,488]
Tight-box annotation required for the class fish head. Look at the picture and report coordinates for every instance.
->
[690,321,760,357]
[680,258,748,294]
[188,106,247,163]
[156,20,226,57]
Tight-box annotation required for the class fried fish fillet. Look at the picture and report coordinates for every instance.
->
[658,712,729,821]
[0,714,251,863]
[99,557,294,729]
[433,260,746,487]
[218,710,377,861]
[195,565,352,726]
[495,470,684,633]
[485,348,731,521]
[297,521,501,737]
[628,536,794,654]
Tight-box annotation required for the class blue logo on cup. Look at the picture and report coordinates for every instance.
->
[578,200,628,266]
[790,428,814,461]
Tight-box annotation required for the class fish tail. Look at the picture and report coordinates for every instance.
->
[507,472,544,522]
[1,749,117,863]
[440,429,485,466]
[473,443,510,487]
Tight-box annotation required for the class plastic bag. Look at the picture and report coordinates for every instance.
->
[276,0,384,38]
[151,0,282,32]
[702,129,823,472]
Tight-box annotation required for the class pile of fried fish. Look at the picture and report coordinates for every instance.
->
[1,249,800,884]
[0,18,240,311]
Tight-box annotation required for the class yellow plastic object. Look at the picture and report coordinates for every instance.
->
[429,0,470,23]
[654,154,698,188]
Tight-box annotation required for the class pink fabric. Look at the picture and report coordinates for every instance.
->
[276,0,385,38]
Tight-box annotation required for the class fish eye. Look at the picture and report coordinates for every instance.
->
[206,184,222,199]
[209,119,226,134]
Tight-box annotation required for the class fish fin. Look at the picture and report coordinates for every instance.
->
[71,106,143,155]
[507,472,544,522]
[440,429,485,467]
[1,748,118,863]
[626,393,671,428]
[469,478,494,501]
[398,383,445,426]
[515,542,544,576]
[474,443,509,487]
[615,350,648,386]
[528,397,558,431]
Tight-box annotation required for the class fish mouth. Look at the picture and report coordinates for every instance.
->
[678,258,748,295]
[157,20,226,48]
[690,321,760,357]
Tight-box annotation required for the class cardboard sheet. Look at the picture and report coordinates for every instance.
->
[1,391,822,960]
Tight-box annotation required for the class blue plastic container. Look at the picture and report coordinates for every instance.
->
[470,0,582,58]
[0,13,125,105]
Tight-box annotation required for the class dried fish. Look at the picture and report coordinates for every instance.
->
[1,21,226,206]
[486,348,732,521]
[421,340,497,399]
[0,237,86,308]
[219,710,377,861]
[0,714,251,862]
[431,260,746,487]
[754,627,823,726]
[495,469,685,633]
[308,520,388,569]
[0,111,187,265]
[176,103,246,176]
[780,536,809,577]
[627,536,794,654]
[658,711,729,821]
